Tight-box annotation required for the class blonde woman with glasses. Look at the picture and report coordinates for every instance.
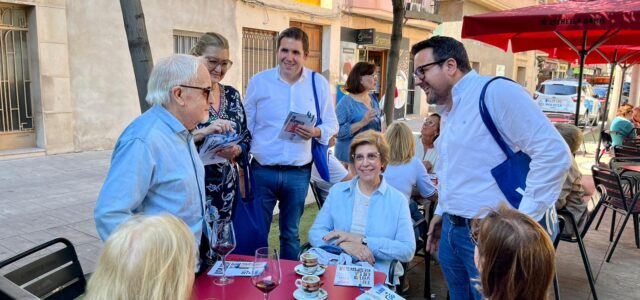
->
[85,214,197,300]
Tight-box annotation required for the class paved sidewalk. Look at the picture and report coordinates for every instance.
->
[0,150,111,273]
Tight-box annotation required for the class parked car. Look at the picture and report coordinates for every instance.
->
[533,78,600,125]
[623,81,630,97]
[593,84,610,100]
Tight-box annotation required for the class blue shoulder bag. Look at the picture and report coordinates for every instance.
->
[311,72,331,182]
[479,76,531,209]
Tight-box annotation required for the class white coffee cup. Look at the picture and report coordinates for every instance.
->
[300,252,319,274]
[295,275,322,297]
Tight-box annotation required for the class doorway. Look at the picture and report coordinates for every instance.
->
[366,50,387,99]
[290,21,322,73]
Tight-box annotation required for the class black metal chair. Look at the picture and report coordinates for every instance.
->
[0,238,86,300]
[309,180,325,209]
[591,166,640,262]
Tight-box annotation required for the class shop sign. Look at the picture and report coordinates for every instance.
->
[356,29,375,44]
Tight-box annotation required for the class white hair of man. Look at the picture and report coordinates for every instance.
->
[146,54,202,106]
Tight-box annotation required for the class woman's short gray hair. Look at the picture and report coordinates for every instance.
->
[145,54,202,106]
[554,123,583,154]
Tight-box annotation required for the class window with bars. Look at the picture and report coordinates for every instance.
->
[242,28,278,94]
[0,7,32,134]
[173,32,200,54]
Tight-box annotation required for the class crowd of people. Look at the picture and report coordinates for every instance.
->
[90,29,580,300]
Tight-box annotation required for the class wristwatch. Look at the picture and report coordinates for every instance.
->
[361,236,368,245]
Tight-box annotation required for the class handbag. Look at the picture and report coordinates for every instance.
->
[230,143,268,255]
[479,76,531,209]
[311,72,331,182]
[479,77,558,239]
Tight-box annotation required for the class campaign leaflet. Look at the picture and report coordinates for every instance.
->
[333,264,374,288]
[278,111,315,142]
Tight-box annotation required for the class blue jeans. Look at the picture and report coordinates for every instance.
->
[438,214,483,300]
[252,161,311,260]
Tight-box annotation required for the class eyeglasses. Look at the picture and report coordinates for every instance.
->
[413,58,448,79]
[352,152,381,163]
[179,85,212,100]
[423,119,437,127]
[469,219,480,246]
[206,58,233,70]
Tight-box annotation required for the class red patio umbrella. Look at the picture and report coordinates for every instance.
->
[462,0,640,126]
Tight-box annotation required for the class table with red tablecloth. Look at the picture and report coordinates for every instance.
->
[192,254,387,300]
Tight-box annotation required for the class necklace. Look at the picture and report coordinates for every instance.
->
[209,83,224,119]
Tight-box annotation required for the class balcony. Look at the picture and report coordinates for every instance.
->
[343,0,442,24]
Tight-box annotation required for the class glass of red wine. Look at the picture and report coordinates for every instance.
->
[211,218,236,286]
[251,246,281,300]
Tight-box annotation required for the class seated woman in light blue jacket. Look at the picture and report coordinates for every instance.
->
[308,130,415,286]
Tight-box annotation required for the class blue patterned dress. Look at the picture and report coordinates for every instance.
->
[196,84,252,220]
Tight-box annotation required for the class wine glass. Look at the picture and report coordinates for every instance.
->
[211,218,236,286]
[251,247,281,300]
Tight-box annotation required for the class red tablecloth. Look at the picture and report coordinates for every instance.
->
[621,165,640,173]
[192,254,387,300]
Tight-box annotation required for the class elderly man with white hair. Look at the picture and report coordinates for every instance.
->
[95,54,226,271]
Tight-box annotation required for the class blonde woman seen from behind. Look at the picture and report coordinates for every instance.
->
[85,214,197,300]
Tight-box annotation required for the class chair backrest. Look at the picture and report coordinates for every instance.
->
[591,165,633,214]
[309,181,324,209]
[622,138,640,148]
[0,238,86,299]
[613,145,640,158]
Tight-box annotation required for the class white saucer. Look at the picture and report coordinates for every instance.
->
[294,264,326,276]
[293,288,328,300]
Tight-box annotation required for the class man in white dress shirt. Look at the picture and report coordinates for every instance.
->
[411,36,571,300]
[244,27,338,260]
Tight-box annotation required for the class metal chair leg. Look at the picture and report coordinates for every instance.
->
[571,215,598,300]
[609,210,616,242]
[424,251,431,299]
[553,272,562,300]
[594,206,607,230]
[632,214,640,248]
[606,211,634,262]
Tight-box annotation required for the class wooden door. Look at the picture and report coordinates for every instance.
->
[290,21,322,72]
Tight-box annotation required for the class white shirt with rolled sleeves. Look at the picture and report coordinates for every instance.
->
[244,66,338,166]
[434,71,571,221]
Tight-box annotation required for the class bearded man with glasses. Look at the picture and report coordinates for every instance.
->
[411,36,571,300]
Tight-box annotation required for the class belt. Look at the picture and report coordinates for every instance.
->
[251,160,312,170]
[445,213,475,227]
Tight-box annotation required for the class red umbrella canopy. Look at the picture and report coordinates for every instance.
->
[462,0,640,53]
[545,45,640,65]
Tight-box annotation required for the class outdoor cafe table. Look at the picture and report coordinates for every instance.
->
[621,165,640,173]
[192,254,387,300]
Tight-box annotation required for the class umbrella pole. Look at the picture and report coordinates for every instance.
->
[595,61,617,164]
[617,65,629,107]
[574,31,588,126]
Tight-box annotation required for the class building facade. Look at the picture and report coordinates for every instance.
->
[0,0,535,157]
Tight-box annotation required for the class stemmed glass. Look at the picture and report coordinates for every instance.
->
[251,247,281,300]
[211,218,236,286]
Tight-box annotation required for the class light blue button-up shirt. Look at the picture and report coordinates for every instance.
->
[95,105,207,247]
[308,176,415,284]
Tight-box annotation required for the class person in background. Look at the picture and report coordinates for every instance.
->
[384,121,438,235]
[610,104,636,147]
[310,135,353,205]
[94,55,218,271]
[412,36,570,300]
[631,107,640,128]
[335,62,382,165]
[190,32,252,222]
[309,130,415,286]
[554,123,588,237]
[471,205,555,300]
[414,113,441,173]
[244,27,338,260]
[85,214,196,300]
